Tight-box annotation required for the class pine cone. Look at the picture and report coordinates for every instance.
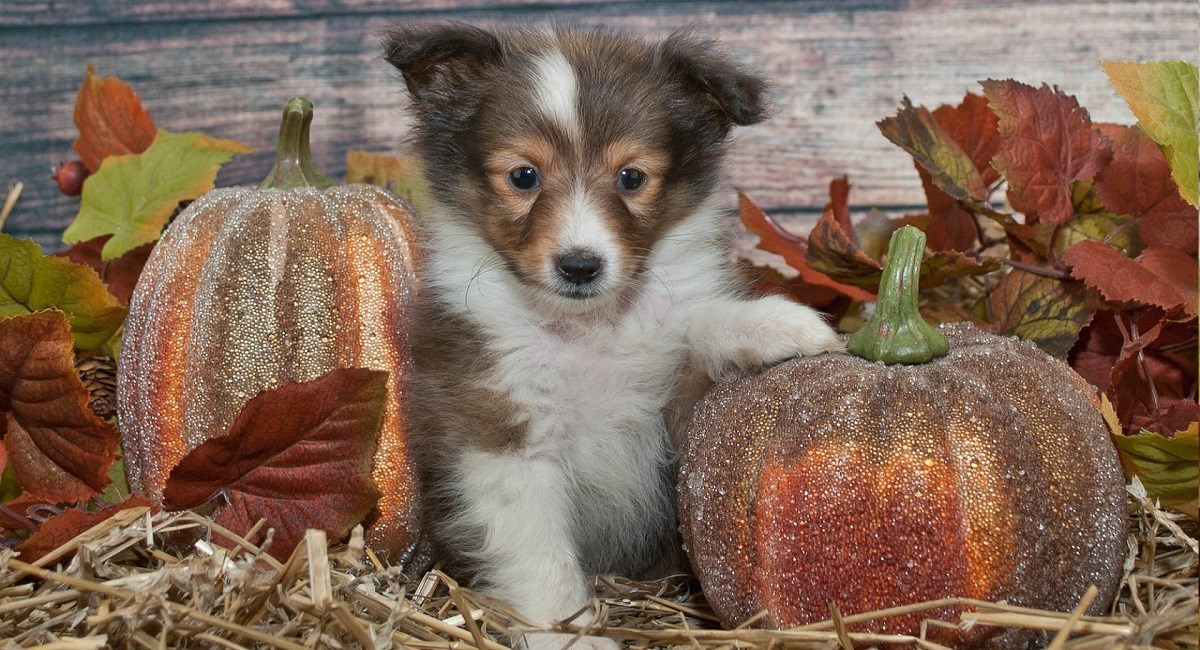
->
[74,352,117,421]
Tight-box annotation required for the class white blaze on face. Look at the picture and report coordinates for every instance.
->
[531,46,622,292]
[531,48,581,141]
[552,182,623,289]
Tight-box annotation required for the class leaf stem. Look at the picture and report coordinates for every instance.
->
[1128,316,1163,432]
[1001,258,1071,280]
[958,197,1015,224]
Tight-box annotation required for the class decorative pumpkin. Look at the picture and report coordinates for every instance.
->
[679,226,1126,647]
[119,98,422,558]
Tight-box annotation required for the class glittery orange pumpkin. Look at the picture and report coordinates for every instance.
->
[678,227,1126,647]
[119,98,422,559]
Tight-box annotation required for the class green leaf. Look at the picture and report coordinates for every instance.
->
[0,464,20,503]
[1103,60,1199,207]
[1113,425,1198,506]
[345,151,431,215]
[877,97,987,201]
[99,456,129,504]
[987,269,1098,357]
[64,130,254,260]
[1054,181,1137,256]
[0,235,127,350]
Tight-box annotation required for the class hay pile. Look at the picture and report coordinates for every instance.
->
[1,481,1195,649]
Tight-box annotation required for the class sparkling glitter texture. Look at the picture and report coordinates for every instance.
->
[678,323,1127,647]
[118,183,422,559]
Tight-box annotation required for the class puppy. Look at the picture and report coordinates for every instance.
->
[383,23,840,649]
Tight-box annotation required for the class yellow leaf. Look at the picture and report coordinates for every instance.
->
[63,130,255,260]
[345,151,430,215]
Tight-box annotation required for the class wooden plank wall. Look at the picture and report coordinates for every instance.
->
[1,0,1196,252]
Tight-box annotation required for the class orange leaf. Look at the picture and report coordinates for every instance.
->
[73,65,156,172]
[0,311,118,502]
[163,368,386,561]
[738,191,875,303]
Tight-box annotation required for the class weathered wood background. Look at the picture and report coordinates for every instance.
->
[1,0,1196,252]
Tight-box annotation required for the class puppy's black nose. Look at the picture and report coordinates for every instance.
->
[556,251,604,285]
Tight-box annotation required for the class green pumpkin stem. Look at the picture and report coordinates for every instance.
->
[259,97,337,190]
[847,225,948,364]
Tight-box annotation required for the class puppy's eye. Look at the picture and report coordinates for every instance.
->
[508,166,540,191]
[617,167,646,192]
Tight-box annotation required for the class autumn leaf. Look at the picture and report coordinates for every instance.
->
[933,93,1004,187]
[54,235,154,305]
[1112,425,1198,511]
[738,191,875,303]
[982,79,1112,225]
[63,130,255,261]
[878,97,987,202]
[0,234,126,350]
[805,208,884,288]
[15,496,153,563]
[907,95,1002,252]
[72,65,156,173]
[345,151,431,215]
[920,249,1001,287]
[1092,124,1197,253]
[163,368,386,561]
[804,178,886,289]
[1103,60,1199,207]
[0,311,118,502]
[987,269,1098,357]
[1054,180,1137,257]
[1071,308,1198,436]
[1063,241,1197,316]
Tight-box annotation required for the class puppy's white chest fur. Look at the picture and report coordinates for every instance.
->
[490,297,682,457]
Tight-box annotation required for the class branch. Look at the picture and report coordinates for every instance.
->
[1001,258,1071,280]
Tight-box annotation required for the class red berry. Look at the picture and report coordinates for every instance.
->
[53,160,89,196]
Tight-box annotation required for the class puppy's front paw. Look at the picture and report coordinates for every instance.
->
[724,295,842,371]
[523,632,620,650]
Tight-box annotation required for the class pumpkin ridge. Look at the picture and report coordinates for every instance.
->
[120,194,233,498]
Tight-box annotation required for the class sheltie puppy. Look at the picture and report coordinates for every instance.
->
[383,22,840,649]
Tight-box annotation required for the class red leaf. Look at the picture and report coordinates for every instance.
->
[1063,241,1197,316]
[73,65,157,172]
[982,80,1112,225]
[54,236,154,305]
[805,208,884,288]
[804,178,884,290]
[917,93,1003,251]
[0,311,118,502]
[163,368,387,561]
[1093,124,1198,254]
[15,496,152,563]
[1071,309,1198,436]
[738,191,876,303]
[917,170,979,252]
[827,176,853,233]
[934,93,1003,187]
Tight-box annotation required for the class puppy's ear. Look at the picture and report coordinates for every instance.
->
[381,22,503,100]
[658,30,770,132]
